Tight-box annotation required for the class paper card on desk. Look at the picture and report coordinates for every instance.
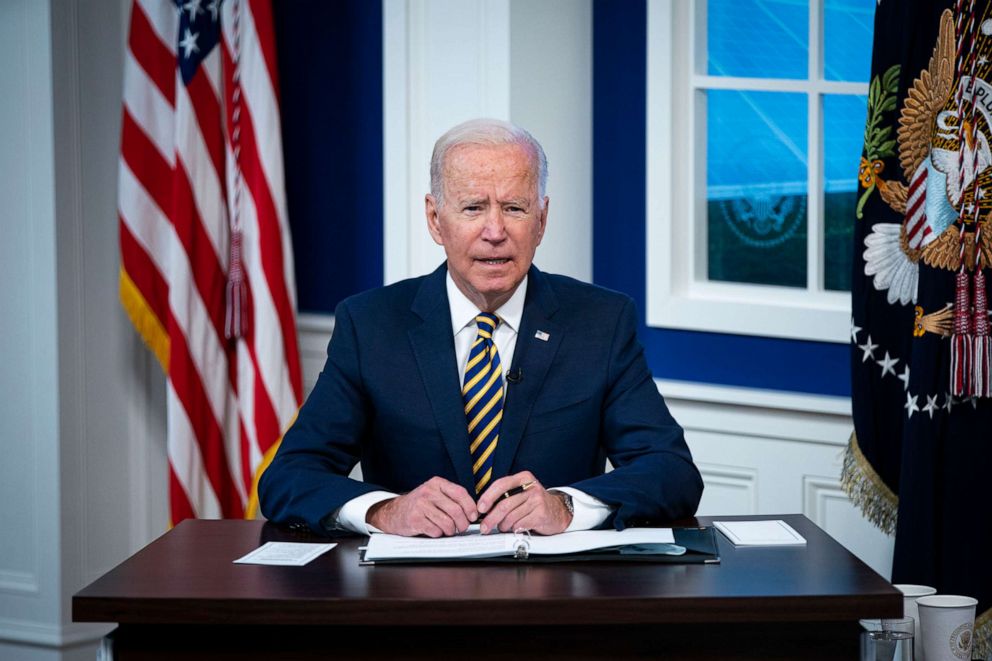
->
[713,520,806,547]
[234,542,337,566]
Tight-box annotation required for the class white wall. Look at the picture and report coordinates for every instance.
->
[510,0,592,282]
[383,0,593,284]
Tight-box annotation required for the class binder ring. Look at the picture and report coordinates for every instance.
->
[513,529,532,560]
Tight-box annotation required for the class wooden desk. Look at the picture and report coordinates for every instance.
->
[73,514,900,660]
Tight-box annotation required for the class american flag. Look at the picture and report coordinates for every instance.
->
[118,0,302,523]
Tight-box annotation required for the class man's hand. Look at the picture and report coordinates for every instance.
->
[366,476,478,537]
[476,471,572,535]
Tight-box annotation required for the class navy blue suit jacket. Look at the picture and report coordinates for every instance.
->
[259,264,703,533]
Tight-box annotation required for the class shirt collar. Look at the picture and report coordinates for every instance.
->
[446,272,528,335]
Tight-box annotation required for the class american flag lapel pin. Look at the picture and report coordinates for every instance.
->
[534,330,550,342]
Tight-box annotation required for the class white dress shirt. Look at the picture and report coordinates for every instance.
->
[335,274,611,534]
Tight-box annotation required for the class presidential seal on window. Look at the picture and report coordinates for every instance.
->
[720,189,806,249]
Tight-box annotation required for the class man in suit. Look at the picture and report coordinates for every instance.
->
[260,119,702,537]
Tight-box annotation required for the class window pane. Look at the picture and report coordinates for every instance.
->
[707,0,808,79]
[824,0,875,82]
[823,93,867,291]
[707,90,808,287]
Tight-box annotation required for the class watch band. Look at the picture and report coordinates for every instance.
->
[550,490,574,517]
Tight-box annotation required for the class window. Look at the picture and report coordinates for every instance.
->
[647,0,875,342]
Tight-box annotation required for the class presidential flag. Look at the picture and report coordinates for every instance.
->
[118,0,302,523]
[847,0,990,655]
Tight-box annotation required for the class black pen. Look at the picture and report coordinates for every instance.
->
[492,480,535,506]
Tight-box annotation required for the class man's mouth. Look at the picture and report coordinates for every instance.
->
[478,258,510,265]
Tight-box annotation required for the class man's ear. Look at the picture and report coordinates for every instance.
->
[536,196,550,245]
[425,194,444,246]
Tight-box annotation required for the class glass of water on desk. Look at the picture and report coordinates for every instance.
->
[860,618,914,661]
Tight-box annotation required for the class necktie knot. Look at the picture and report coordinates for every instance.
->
[475,313,499,336]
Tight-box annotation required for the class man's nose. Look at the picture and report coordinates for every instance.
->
[480,208,507,241]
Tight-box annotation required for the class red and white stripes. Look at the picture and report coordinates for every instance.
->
[118,0,301,523]
[904,163,931,250]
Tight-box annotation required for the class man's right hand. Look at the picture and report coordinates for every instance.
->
[365,476,478,537]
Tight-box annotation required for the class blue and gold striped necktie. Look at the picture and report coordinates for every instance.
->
[462,313,503,494]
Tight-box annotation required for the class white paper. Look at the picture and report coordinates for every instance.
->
[363,527,675,561]
[530,528,675,554]
[365,533,519,560]
[713,520,806,546]
[233,541,337,566]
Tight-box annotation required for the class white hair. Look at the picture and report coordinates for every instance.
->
[429,118,548,208]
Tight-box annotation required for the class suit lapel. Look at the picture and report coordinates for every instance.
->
[408,266,476,492]
[493,267,562,480]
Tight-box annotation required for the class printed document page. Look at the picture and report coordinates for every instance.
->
[234,542,337,566]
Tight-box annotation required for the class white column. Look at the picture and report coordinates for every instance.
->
[0,0,64,653]
[0,0,165,658]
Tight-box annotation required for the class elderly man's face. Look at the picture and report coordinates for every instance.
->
[426,142,548,312]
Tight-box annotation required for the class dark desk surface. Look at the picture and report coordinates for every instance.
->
[73,514,900,627]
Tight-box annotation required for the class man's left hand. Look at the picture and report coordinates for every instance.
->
[476,471,572,535]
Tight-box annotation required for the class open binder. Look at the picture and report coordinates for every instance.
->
[359,526,719,565]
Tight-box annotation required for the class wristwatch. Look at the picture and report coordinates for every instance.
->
[550,490,574,518]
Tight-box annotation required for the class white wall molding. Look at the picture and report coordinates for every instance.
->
[696,463,759,515]
[656,378,851,416]
[803,475,848,529]
[0,572,39,597]
[659,379,853,448]
[0,618,111,649]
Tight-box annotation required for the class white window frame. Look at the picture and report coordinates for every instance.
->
[646,0,869,343]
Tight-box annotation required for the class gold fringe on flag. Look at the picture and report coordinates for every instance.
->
[840,431,898,535]
[244,440,280,520]
[976,607,991,661]
[119,266,169,373]
[244,409,300,520]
